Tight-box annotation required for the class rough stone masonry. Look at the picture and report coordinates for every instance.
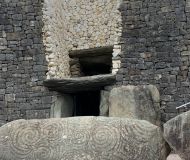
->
[0,0,58,125]
[117,0,190,122]
[0,0,122,126]
[1,0,190,125]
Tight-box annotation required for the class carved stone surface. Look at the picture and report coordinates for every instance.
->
[0,117,166,160]
[164,111,190,160]
[109,85,161,126]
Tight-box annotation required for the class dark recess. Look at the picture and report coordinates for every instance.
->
[80,55,112,76]
[69,46,113,76]
[73,91,100,116]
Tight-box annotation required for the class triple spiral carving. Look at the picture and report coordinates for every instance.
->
[0,117,162,160]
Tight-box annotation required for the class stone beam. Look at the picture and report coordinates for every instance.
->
[69,46,113,58]
[44,74,116,93]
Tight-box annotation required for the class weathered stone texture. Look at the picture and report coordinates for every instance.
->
[43,0,122,78]
[44,74,116,93]
[0,0,58,125]
[99,90,109,116]
[117,0,190,122]
[167,154,182,160]
[164,111,190,160]
[50,94,74,118]
[109,85,161,126]
[0,117,167,160]
[1,0,190,125]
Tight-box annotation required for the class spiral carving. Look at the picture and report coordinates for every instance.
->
[0,117,163,160]
[68,127,90,148]
[89,124,120,152]
[121,120,155,143]
[119,120,160,160]
[42,121,64,142]
[10,123,41,158]
[34,145,54,160]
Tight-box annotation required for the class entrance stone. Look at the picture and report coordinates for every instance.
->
[0,117,167,160]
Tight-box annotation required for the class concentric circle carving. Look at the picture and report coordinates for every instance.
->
[42,121,64,142]
[34,145,54,160]
[89,125,120,152]
[10,123,41,158]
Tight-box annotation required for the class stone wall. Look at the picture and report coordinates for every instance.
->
[0,0,58,126]
[118,0,190,122]
[2,0,189,125]
[43,0,122,78]
[0,0,123,125]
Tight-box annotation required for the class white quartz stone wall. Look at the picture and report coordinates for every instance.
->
[43,0,122,79]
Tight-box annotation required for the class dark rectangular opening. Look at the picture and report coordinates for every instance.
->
[69,46,113,77]
[80,55,112,76]
[73,91,100,116]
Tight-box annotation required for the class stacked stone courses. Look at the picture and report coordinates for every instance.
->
[0,0,58,126]
[0,0,122,125]
[117,0,190,122]
[43,0,122,78]
[1,0,190,124]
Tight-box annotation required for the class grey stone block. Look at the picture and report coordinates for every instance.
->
[0,117,168,160]
[109,85,161,126]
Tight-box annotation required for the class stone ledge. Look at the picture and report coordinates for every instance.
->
[44,74,116,93]
[69,46,113,58]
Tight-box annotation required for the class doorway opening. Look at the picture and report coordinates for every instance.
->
[73,90,100,116]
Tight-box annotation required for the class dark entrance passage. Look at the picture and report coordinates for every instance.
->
[74,91,100,116]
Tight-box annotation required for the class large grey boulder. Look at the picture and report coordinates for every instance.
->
[164,111,190,160]
[0,117,167,160]
[109,85,161,126]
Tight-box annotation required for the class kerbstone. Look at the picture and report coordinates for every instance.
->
[0,117,167,160]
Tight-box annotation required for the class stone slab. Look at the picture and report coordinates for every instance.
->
[0,117,167,160]
[109,85,161,126]
[164,111,190,160]
[44,74,116,93]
